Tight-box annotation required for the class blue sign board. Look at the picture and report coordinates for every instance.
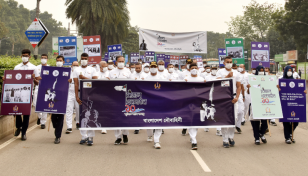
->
[25,18,49,48]
[218,48,226,67]
[58,36,77,66]
[108,44,122,61]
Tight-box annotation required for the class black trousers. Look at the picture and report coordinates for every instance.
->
[283,122,299,140]
[15,115,30,135]
[51,114,64,138]
[251,120,268,140]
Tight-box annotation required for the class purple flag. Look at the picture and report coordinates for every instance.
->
[251,42,270,68]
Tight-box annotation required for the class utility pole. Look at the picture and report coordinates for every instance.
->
[33,0,41,60]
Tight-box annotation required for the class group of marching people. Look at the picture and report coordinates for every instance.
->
[9,49,306,150]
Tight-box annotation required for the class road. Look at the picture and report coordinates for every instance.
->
[1,114,308,176]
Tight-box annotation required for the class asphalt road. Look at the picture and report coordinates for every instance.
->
[1,113,308,176]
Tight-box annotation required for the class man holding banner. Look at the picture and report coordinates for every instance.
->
[216,56,241,148]
[74,53,98,146]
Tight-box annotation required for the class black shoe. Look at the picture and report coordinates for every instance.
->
[134,130,139,134]
[80,138,88,144]
[76,123,80,129]
[37,118,40,125]
[123,135,128,144]
[223,142,229,148]
[41,124,45,129]
[87,137,93,146]
[66,128,72,134]
[114,138,122,145]
[182,129,187,136]
[21,134,27,141]
[14,128,21,136]
[270,121,277,126]
[162,130,164,134]
[236,127,242,134]
[54,138,60,144]
[191,143,198,150]
[229,138,235,147]
[255,140,260,145]
[260,134,267,143]
[241,121,245,126]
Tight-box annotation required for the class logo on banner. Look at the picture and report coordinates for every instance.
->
[259,62,262,65]
[232,40,235,44]
[234,60,237,64]
[299,83,304,87]
[291,111,296,117]
[49,102,54,108]
[96,38,99,41]
[90,38,93,42]
[114,85,147,116]
[53,70,59,77]
[219,50,222,53]
[13,105,18,112]
[223,50,226,54]
[66,59,70,63]
[289,81,295,88]
[15,73,22,80]
[252,44,256,47]
[258,44,262,48]
[265,107,271,113]
[200,83,217,122]
[238,41,241,44]
[156,33,167,47]
[264,45,268,48]
[6,74,12,79]
[154,82,161,90]
[65,39,69,43]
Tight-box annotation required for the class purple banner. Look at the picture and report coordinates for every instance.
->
[218,48,226,67]
[157,54,165,64]
[35,66,71,114]
[279,79,306,122]
[251,42,270,68]
[79,79,235,129]
[1,70,34,115]
[164,55,170,68]
[103,52,108,62]
[145,51,155,63]
[130,53,140,63]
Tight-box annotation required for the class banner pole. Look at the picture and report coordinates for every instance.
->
[48,114,51,132]
[292,122,294,141]
[267,120,271,137]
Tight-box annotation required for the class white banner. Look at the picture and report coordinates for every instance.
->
[139,28,207,53]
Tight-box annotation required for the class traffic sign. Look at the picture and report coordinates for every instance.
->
[25,18,49,48]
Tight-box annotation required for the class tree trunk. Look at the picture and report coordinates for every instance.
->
[12,42,14,55]
[34,0,41,59]
[0,39,2,53]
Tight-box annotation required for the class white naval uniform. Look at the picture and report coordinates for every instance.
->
[109,68,131,139]
[185,75,205,144]
[33,64,49,125]
[66,70,79,129]
[157,69,168,79]
[216,68,241,142]
[130,71,147,80]
[179,70,190,80]
[145,74,165,143]
[201,71,211,79]
[167,72,179,80]
[73,66,98,139]
[240,72,251,122]
[235,71,244,129]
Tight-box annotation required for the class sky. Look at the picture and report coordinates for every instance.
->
[15,0,286,34]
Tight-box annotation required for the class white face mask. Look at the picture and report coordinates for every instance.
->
[144,68,150,72]
[190,69,198,75]
[238,68,243,73]
[206,69,210,73]
[187,64,190,69]
[225,63,232,69]
[108,65,114,69]
[150,68,157,73]
[158,65,165,71]
[265,72,269,75]
[81,60,88,66]
[258,72,264,75]
[126,64,129,67]
[41,59,47,64]
[252,70,256,74]
[56,61,63,67]
[102,67,108,72]
[182,69,187,72]
[118,63,124,68]
[168,68,174,73]
[212,70,217,75]
[287,71,293,77]
[22,57,29,63]
[130,68,135,72]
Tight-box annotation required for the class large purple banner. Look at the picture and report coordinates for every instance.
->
[35,66,71,114]
[251,42,270,68]
[279,79,306,122]
[1,70,34,115]
[79,79,235,130]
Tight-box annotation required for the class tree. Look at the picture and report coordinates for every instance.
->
[272,0,308,52]
[206,31,233,58]
[0,4,9,53]
[227,0,279,42]
[65,0,130,53]
[122,26,139,56]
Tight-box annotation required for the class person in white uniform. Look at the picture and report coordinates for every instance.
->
[234,64,246,134]
[166,64,179,80]
[107,60,115,71]
[145,62,166,149]
[129,63,136,74]
[184,63,207,150]
[157,60,168,79]
[201,65,211,79]
[216,56,242,148]
[11,49,37,141]
[238,64,251,126]
[65,61,80,134]
[174,64,180,74]
[109,56,131,145]
[203,65,222,136]
[74,53,99,146]
[143,63,150,77]
[264,67,278,126]
[33,54,49,129]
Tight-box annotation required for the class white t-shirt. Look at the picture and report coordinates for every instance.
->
[293,72,300,79]
[185,75,205,82]
[179,70,191,80]
[157,70,168,79]
[130,72,147,80]
[98,70,110,79]
[145,74,164,80]
[216,68,241,94]
[204,74,217,81]
[14,62,36,71]
[167,72,179,80]
[109,68,131,79]
[73,66,98,89]
[201,72,211,79]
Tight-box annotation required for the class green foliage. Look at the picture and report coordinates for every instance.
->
[207,31,233,58]
[65,0,130,53]
[272,0,308,52]
[122,26,139,56]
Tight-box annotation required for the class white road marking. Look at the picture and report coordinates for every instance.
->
[0,124,39,150]
[191,150,211,172]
